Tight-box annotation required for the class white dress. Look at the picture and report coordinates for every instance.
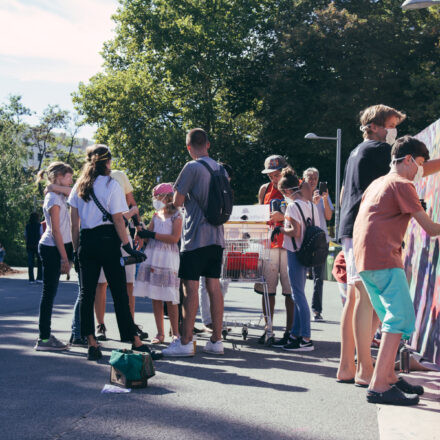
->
[133,211,180,304]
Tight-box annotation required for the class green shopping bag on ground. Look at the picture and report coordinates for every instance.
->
[109,349,155,381]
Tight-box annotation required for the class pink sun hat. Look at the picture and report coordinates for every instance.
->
[153,183,174,197]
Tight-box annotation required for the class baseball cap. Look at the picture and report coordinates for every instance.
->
[153,183,174,196]
[261,155,288,174]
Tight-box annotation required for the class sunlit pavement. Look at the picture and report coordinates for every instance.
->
[0,269,437,440]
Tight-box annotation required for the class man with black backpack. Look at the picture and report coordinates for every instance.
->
[163,128,233,357]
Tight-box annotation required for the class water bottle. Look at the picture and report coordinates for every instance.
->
[400,345,410,374]
[270,199,282,212]
[120,256,139,266]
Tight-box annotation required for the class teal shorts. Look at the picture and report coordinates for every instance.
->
[359,268,415,339]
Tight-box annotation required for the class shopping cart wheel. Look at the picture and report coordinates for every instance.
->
[242,326,248,340]
[265,335,275,347]
[222,329,228,340]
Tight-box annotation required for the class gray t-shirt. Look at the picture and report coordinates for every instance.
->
[40,192,72,246]
[174,156,225,252]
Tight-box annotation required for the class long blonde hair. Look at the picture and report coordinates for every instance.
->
[36,161,73,184]
[76,144,112,201]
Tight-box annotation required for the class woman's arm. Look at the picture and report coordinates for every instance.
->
[70,207,80,251]
[322,192,333,221]
[154,216,183,244]
[280,216,301,239]
[49,205,70,273]
[46,184,72,196]
[113,212,130,245]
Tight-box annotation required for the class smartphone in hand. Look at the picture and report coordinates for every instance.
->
[319,181,328,195]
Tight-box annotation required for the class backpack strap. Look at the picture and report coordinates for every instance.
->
[291,202,308,251]
[90,189,113,222]
[310,201,315,226]
[197,158,227,177]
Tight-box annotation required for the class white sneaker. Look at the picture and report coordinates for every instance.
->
[203,339,224,355]
[162,338,195,357]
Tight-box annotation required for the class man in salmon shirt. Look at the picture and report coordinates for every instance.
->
[255,155,294,346]
[353,136,440,405]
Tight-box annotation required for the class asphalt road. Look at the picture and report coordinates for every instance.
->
[0,270,379,440]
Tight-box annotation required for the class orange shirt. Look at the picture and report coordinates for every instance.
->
[353,173,423,272]
[263,182,284,249]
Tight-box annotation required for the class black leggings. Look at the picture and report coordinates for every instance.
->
[78,225,137,341]
[38,242,73,339]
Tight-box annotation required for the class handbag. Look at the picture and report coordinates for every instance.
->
[109,349,155,381]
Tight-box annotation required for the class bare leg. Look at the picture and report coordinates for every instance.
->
[180,279,200,345]
[262,296,275,328]
[354,281,375,385]
[369,332,401,392]
[337,284,356,381]
[94,282,107,324]
[126,283,135,319]
[152,299,165,339]
[206,277,224,342]
[371,310,380,339]
[167,302,180,338]
[285,295,294,332]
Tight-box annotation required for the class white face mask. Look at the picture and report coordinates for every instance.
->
[385,128,397,145]
[411,157,424,183]
[153,199,165,210]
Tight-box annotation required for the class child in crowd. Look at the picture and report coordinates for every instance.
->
[134,183,182,344]
[35,162,74,351]
[353,136,440,405]
[272,167,322,351]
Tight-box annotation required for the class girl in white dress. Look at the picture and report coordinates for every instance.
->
[134,183,182,344]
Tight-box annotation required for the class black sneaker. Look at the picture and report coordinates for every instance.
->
[314,313,324,321]
[135,324,149,341]
[87,345,102,361]
[298,338,314,351]
[272,331,291,348]
[367,385,419,406]
[69,335,88,347]
[393,377,424,396]
[257,332,266,345]
[96,324,107,341]
[282,337,301,351]
[132,344,163,360]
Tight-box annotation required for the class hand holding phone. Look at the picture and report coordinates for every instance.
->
[319,181,328,195]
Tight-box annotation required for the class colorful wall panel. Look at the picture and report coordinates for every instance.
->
[403,118,440,365]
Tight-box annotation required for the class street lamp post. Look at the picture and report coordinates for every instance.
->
[304,129,342,242]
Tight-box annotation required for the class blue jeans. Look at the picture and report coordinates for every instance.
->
[287,250,311,339]
[71,284,81,339]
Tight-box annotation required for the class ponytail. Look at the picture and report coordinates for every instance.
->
[76,144,112,201]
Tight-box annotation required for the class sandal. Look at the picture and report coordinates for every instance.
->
[151,335,165,344]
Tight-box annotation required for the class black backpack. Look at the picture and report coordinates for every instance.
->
[197,159,234,226]
[292,202,328,267]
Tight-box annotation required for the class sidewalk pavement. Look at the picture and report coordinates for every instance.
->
[0,268,438,440]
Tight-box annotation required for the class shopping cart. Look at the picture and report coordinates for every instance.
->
[221,223,275,345]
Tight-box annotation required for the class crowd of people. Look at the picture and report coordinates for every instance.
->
[27,105,440,407]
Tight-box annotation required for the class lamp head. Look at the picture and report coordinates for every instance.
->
[402,0,440,9]
[304,133,319,140]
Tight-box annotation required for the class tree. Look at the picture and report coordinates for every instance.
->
[30,105,69,172]
[74,0,278,209]
[0,96,38,265]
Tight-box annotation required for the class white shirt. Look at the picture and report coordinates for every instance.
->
[40,192,72,246]
[283,199,322,252]
[68,175,128,230]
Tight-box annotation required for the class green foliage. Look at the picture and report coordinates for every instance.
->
[0,96,39,265]
[73,0,440,215]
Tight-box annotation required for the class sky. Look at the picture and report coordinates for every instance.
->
[0,0,120,140]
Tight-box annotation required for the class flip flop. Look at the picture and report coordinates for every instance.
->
[355,382,369,388]
[336,378,355,384]
[151,335,165,344]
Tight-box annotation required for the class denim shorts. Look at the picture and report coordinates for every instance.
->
[359,268,415,339]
